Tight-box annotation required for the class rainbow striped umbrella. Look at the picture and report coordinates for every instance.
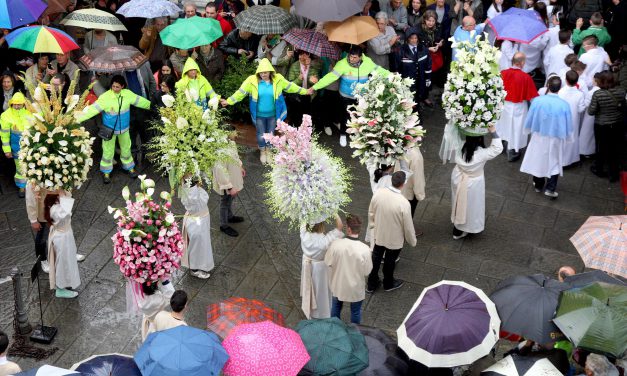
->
[5,25,79,54]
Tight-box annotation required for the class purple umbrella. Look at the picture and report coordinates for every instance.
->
[0,0,47,29]
[397,281,500,368]
[486,7,548,44]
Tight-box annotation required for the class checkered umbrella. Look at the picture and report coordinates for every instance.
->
[207,297,285,339]
[282,29,341,59]
[233,5,297,35]
[570,215,627,279]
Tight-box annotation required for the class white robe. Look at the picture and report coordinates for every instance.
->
[450,137,503,233]
[139,288,173,341]
[580,47,609,89]
[579,86,599,156]
[496,101,529,151]
[520,133,569,178]
[543,44,574,78]
[181,186,214,272]
[499,41,518,71]
[47,204,81,290]
[300,227,343,319]
[520,33,549,73]
[558,86,585,166]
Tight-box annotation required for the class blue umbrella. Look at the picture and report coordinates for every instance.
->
[486,7,548,44]
[15,365,78,375]
[71,353,141,376]
[134,326,228,376]
[0,0,47,29]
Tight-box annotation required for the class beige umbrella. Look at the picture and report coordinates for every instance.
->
[79,45,147,73]
[60,8,127,31]
[324,16,379,45]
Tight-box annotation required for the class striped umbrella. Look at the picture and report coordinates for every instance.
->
[117,0,180,18]
[5,25,79,54]
[79,46,148,73]
[0,0,46,29]
[206,297,285,339]
[570,215,627,279]
[234,5,297,35]
[282,29,340,59]
[60,8,128,32]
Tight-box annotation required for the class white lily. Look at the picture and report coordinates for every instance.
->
[122,186,130,200]
[64,95,80,112]
[161,94,175,108]
[175,117,188,130]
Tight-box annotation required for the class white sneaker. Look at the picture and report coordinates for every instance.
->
[339,135,347,147]
[453,231,468,240]
[76,254,85,262]
[544,191,559,198]
[191,270,211,279]
[41,261,50,273]
[259,149,267,164]
[324,127,332,136]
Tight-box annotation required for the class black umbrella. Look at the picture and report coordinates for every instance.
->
[354,325,408,375]
[564,270,626,288]
[489,274,569,344]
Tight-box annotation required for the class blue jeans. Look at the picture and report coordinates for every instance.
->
[331,297,363,324]
[255,116,276,148]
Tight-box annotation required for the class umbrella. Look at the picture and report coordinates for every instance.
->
[489,274,568,344]
[397,280,501,368]
[60,8,127,32]
[42,0,72,16]
[292,0,367,23]
[296,317,369,375]
[5,25,79,54]
[621,171,627,211]
[134,325,229,376]
[570,215,627,279]
[553,282,627,357]
[233,5,298,35]
[160,16,223,50]
[324,16,379,45]
[70,353,141,375]
[282,28,341,60]
[486,7,548,44]
[79,46,148,73]
[481,355,562,376]
[0,0,46,29]
[564,270,626,288]
[222,321,309,376]
[354,325,408,375]
[117,0,180,18]
[206,297,285,339]
[15,365,78,376]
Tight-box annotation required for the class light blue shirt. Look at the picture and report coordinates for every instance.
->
[452,25,484,61]
[257,80,275,118]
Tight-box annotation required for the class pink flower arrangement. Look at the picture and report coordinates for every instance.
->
[109,176,183,285]
[263,115,313,172]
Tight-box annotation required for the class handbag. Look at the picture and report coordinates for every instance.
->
[430,49,444,72]
[98,96,123,141]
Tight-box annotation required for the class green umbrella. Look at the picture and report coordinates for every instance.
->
[160,16,223,50]
[553,282,627,358]
[296,317,369,375]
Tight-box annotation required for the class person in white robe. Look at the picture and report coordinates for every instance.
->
[180,184,214,279]
[47,197,81,299]
[300,215,344,319]
[451,126,503,239]
[558,60,589,97]
[579,36,610,89]
[543,30,574,81]
[558,70,585,166]
[579,74,600,156]
[519,32,549,73]
[520,76,573,198]
[139,281,174,341]
[498,40,518,71]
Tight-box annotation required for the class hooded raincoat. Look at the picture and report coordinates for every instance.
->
[1,92,31,188]
[175,58,218,109]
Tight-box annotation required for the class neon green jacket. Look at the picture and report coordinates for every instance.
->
[79,89,150,133]
[312,55,388,99]
[175,58,218,103]
[1,93,31,153]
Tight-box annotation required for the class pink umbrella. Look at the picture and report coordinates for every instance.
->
[222,321,310,376]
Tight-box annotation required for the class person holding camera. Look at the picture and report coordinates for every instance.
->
[23,54,49,88]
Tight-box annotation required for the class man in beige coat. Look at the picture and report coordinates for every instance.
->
[324,214,372,324]
[212,143,245,237]
[367,171,417,293]
[153,290,188,332]
[0,331,21,376]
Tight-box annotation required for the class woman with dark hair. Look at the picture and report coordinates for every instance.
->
[534,2,550,26]
[0,71,25,112]
[153,59,175,90]
[138,280,174,341]
[152,74,176,111]
[407,0,427,28]
[286,50,321,126]
[450,125,502,240]
[419,11,445,79]
[588,70,626,182]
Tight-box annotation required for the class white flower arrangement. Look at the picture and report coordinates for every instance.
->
[19,73,95,191]
[347,72,426,166]
[442,34,506,135]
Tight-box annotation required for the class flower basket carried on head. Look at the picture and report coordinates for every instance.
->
[19,71,95,191]
[263,115,351,229]
[346,71,426,167]
[109,176,183,285]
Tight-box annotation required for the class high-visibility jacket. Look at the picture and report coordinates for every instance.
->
[175,58,218,103]
[226,58,307,122]
[1,94,31,153]
[312,55,388,99]
[79,89,150,133]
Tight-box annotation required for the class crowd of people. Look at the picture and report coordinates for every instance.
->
[0,0,626,375]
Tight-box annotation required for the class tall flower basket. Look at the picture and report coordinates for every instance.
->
[346,72,426,166]
[19,73,95,191]
[263,115,351,228]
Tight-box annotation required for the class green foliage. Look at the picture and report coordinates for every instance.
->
[214,55,257,123]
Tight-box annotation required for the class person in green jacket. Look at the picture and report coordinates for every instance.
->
[78,75,151,184]
[310,46,389,147]
[175,58,219,110]
[220,58,309,164]
[572,12,612,56]
[286,51,322,129]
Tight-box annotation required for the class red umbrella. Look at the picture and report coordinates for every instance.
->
[207,297,285,338]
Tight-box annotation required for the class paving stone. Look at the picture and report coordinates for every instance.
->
[540,228,580,256]
[523,188,609,217]
[552,211,588,234]
[426,246,482,273]
[394,260,446,287]
[233,267,278,299]
[442,269,501,294]
[499,200,559,228]
[478,260,540,280]
[527,246,585,275]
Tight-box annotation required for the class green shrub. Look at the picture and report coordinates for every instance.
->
[215,55,257,123]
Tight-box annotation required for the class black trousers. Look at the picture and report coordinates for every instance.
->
[35,222,49,262]
[533,175,559,192]
[409,197,418,218]
[593,122,623,180]
[367,244,401,290]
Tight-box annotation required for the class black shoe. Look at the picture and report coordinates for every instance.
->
[220,225,239,237]
[590,166,607,178]
[102,173,111,184]
[366,281,380,294]
[384,279,404,292]
[228,216,245,223]
[128,169,138,179]
[17,188,25,198]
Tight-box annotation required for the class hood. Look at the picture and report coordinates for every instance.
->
[9,92,26,106]
[255,58,275,74]
[182,58,201,76]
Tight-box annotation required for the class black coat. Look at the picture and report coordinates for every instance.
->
[392,43,432,101]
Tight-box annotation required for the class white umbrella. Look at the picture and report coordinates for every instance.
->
[15,365,78,376]
[117,0,180,18]
[481,355,563,376]
[60,8,127,31]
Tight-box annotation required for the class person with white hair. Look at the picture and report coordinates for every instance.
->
[584,354,619,376]
[367,12,400,69]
